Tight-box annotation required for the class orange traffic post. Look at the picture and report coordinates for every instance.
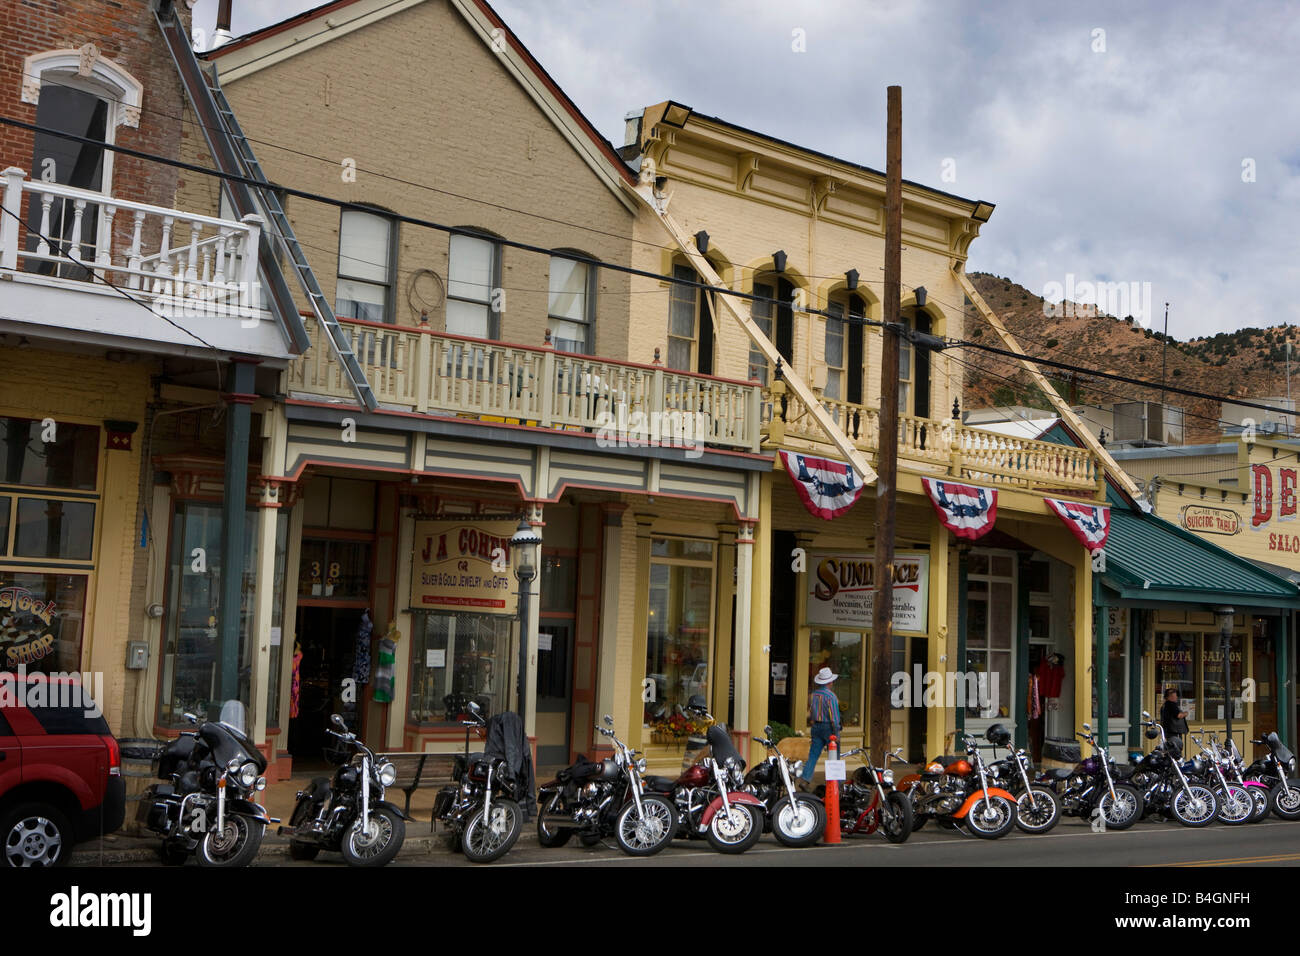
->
[823,734,841,843]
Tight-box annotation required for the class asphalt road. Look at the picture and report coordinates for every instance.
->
[98,814,1300,867]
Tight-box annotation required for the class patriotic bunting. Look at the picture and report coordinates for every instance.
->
[779,450,865,520]
[922,478,998,540]
[1045,497,1110,552]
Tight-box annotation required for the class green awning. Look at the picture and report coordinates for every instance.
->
[1100,507,1300,609]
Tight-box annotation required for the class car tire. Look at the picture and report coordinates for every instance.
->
[1,803,72,868]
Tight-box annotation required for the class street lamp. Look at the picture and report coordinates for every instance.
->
[1215,606,1235,746]
[511,518,542,720]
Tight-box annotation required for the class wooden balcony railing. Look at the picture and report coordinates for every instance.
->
[287,317,764,453]
[762,384,1103,494]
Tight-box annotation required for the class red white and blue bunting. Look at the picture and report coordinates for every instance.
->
[922,478,998,540]
[779,450,865,520]
[1044,497,1110,552]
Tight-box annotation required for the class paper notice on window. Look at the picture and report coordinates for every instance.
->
[824,759,846,781]
[269,627,282,647]
[537,633,553,651]
[427,649,445,668]
[773,679,787,695]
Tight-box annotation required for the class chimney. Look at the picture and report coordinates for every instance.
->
[623,110,643,149]
[212,0,234,49]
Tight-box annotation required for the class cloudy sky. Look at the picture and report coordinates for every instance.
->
[191,0,1300,340]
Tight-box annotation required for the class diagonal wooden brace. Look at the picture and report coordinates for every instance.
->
[955,269,1141,500]
[633,183,878,485]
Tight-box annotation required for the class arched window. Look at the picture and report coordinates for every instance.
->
[667,260,714,374]
[447,231,503,339]
[751,274,797,385]
[826,291,868,404]
[548,253,596,354]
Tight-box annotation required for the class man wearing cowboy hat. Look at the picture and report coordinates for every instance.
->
[799,666,843,791]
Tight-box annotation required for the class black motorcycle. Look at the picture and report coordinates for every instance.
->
[1037,722,1143,830]
[1127,713,1218,827]
[536,715,677,856]
[745,725,826,847]
[138,701,275,867]
[985,723,1060,833]
[1243,731,1300,820]
[431,701,526,863]
[281,714,409,866]
[821,745,911,843]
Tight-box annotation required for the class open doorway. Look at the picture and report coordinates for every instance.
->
[287,606,367,769]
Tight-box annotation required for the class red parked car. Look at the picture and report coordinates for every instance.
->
[0,671,124,867]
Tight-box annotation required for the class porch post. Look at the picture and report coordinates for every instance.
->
[249,480,281,744]
[926,522,949,761]
[1279,611,1292,748]
[1073,557,1094,753]
[955,545,968,739]
[219,359,257,705]
[746,474,773,757]
[1093,573,1109,747]
[1129,609,1144,749]
[594,503,626,752]
[1015,552,1032,749]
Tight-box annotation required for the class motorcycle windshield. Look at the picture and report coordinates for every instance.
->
[706,723,745,770]
[204,701,266,772]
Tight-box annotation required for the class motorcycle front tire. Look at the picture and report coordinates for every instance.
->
[1270,781,1300,820]
[1247,786,1269,821]
[342,807,406,867]
[197,815,264,868]
[1171,786,1218,827]
[614,794,676,856]
[880,791,913,844]
[704,803,763,854]
[1094,783,1143,830]
[1213,785,1254,826]
[964,796,1017,839]
[771,795,825,847]
[1014,785,1061,834]
[461,799,523,863]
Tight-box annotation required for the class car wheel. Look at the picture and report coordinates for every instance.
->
[1,803,72,868]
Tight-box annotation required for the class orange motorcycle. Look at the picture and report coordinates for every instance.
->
[898,732,1018,839]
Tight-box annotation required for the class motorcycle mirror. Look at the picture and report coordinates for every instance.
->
[603,714,614,726]
[183,712,198,725]
[331,714,347,730]
[467,700,480,714]
[1141,710,1151,719]
[1082,722,1091,731]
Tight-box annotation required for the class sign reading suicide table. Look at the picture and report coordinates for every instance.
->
[410,520,519,615]
[806,552,929,633]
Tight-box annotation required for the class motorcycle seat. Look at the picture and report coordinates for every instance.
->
[644,776,677,792]
[558,759,604,782]
[1041,768,1071,780]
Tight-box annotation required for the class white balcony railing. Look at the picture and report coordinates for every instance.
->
[288,317,764,453]
[0,166,264,321]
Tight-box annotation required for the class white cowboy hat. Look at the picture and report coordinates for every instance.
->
[814,667,837,685]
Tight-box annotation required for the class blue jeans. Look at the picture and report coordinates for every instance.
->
[801,721,839,781]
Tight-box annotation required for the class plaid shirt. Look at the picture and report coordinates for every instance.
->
[808,686,842,729]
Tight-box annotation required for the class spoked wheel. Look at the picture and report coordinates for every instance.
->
[1247,786,1270,822]
[462,799,523,863]
[1172,786,1218,827]
[1213,785,1254,826]
[198,815,264,868]
[1095,784,1143,830]
[614,794,676,857]
[1270,782,1300,820]
[771,795,825,847]
[964,796,1016,839]
[342,807,406,867]
[879,791,913,844]
[704,804,762,854]
[1014,786,1061,834]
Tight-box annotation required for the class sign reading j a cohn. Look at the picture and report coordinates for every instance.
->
[806,553,929,633]
[1180,505,1241,536]
[410,520,519,615]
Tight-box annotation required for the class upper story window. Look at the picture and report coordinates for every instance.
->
[752,276,796,385]
[825,293,866,405]
[901,309,934,419]
[447,233,501,339]
[667,262,714,375]
[548,255,594,354]
[336,210,396,323]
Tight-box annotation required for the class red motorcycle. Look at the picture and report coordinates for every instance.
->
[644,700,766,854]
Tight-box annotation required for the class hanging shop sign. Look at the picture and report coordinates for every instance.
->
[806,552,929,633]
[1045,497,1110,552]
[922,478,997,540]
[410,520,519,615]
[779,450,864,520]
[1179,505,1241,536]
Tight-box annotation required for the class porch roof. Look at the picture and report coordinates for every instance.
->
[1099,507,1300,609]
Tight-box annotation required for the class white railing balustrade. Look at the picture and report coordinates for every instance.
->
[0,167,263,322]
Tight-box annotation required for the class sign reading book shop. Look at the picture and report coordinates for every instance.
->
[806,552,929,633]
[410,520,519,615]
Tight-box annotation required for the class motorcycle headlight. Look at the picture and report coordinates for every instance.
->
[791,760,804,775]
[1290,757,1297,773]
[237,761,259,789]
[377,761,397,788]
[227,757,243,773]
[636,757,647,774]
[881,769,895,786]
[255,777,267,792]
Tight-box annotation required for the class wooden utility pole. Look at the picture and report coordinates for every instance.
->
[870,86,902,761]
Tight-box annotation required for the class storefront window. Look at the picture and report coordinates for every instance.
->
[13,498,95,561]
[644,539,714,727]
[0,573,87,673]
[0,417,99,490]
[810,630,861,725]
[159,503,266,727]
[1153,632,1196,719]
[965,571,1013,719]
[408,612,512,723]
[1202,632,1245,723]
[1107,608,1127,720]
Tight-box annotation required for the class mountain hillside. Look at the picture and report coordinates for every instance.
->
[962,273,1295,444]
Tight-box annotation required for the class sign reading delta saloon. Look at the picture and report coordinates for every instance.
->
[1250,464,1300,553]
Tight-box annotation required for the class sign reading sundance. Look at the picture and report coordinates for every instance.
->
[807,552,929,633]
[410,520,519,615]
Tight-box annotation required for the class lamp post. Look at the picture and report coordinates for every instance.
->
[511,517,541,721]
[1216,606,1235,747]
